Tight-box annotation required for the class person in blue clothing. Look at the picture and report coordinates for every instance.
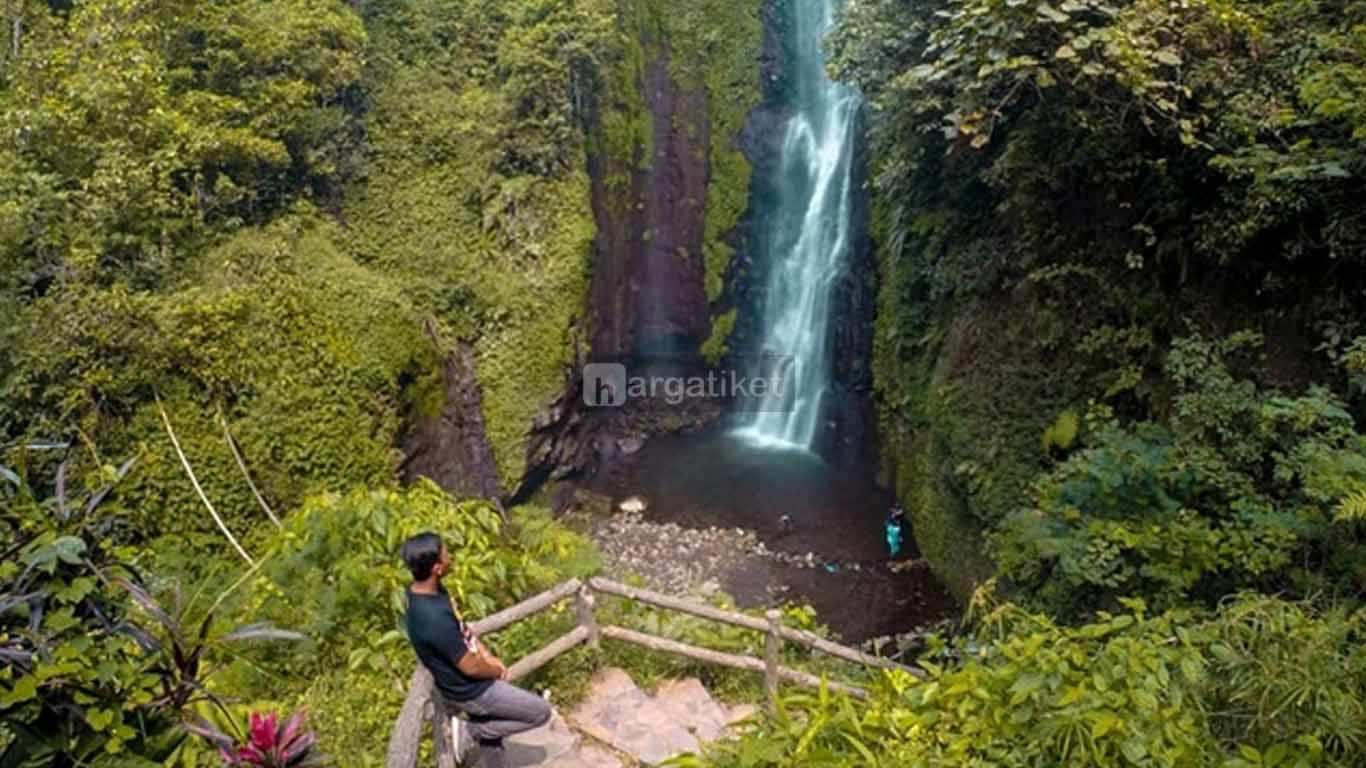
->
[885,503,905,559]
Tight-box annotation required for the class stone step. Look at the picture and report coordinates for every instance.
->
[503,711,581,766]
[502,667,752,767]
[651,678,730,743]
[565,668,749,766]
[545,743,626,768]
[502,709,626,768]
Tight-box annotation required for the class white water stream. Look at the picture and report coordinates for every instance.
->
[735,0,861,451]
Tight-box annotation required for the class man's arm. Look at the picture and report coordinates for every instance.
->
[456,648,507,680]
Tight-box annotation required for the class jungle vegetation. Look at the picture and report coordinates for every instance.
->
[2,0,1365,766]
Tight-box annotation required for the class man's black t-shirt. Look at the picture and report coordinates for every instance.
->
[404,586,494,702]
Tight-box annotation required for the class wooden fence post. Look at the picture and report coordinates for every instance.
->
[430,697,456,768]
[764,609,781,713]
[577,585,599,651]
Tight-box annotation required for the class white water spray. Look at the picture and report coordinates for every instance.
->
[735,0,860,451]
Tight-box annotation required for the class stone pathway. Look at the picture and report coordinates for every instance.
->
[498,667,757,767]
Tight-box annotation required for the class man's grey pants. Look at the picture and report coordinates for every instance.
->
[450,681,552,767]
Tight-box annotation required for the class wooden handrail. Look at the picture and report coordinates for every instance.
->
[506,625,590,681]
[386,576,923,768]
[600,624,869,699]
[469,578,581,635]
[590,576,772,632]
[589,576,922,677]
[385,667,434,768]
[385,579,582,768]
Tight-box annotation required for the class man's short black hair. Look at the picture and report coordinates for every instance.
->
[401,532,444,580]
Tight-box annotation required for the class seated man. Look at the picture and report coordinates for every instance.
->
[401,533,551,768]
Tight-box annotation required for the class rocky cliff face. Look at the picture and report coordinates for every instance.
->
[588,50,712,361]
[405,0,888,500]
[509,0,768,500]
[401,339,505,500]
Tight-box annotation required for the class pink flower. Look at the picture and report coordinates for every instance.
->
[248,712,279,752]
[239,745,266,766]
[211,709,322,767]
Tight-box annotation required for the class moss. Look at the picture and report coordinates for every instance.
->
[658,0,762,303]
[701,307,737,365]
[593,0,759,303]
[341,0,763,490]
[343,2,616,490]
[872,185,1096,600]
[875,288,995,602]
[404,346,449,422]
[346,162,592,490]
[892,433,996,604]
[590,0,658,199]
[876,292,1094,603]
[930,300,1087,526]
[8,220,429,542]
[473,175,594,488]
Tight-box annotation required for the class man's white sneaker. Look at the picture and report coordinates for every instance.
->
[449,715,474,765]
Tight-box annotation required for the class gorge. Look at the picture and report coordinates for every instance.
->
[7,0,1366,762]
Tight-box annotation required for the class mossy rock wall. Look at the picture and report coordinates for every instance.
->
[344,1,617,490]
[875,254,1090,602]
[348,0,762,489]
[586,0,761,360]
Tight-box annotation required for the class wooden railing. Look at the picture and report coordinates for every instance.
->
[385,576,924,768]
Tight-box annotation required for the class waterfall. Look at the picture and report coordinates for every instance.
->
[734,0,860,451]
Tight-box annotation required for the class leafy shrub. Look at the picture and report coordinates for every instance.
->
[995,336,1366,617]
[0,460,295,767]
[0,462,171,767]
[684,595,1366,768]
[1200,596,1366,758]
[293,666,407,768]
[242,481,597,679]
[838,0,1366,608]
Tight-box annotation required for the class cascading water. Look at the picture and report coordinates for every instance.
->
[734,0,861,451]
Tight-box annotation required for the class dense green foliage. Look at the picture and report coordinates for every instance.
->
[7,0,1366,765]
[998,335,1366,617]
[0,0,426,543]
[341,0,617,487]
[832,0,1366,602]
[218,482,600,767]
[0,0,364,287]
[1,461,304,767]
[686,0,1366,765]
[690,594,1366,767]
[2,463,171,766]
[1,0,766,765]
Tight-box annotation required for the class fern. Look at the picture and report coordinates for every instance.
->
[1333,490,1366,523]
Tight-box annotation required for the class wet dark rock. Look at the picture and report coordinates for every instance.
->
[588,46,711,361]
[400,339,504,500]
[512,368,724,507]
